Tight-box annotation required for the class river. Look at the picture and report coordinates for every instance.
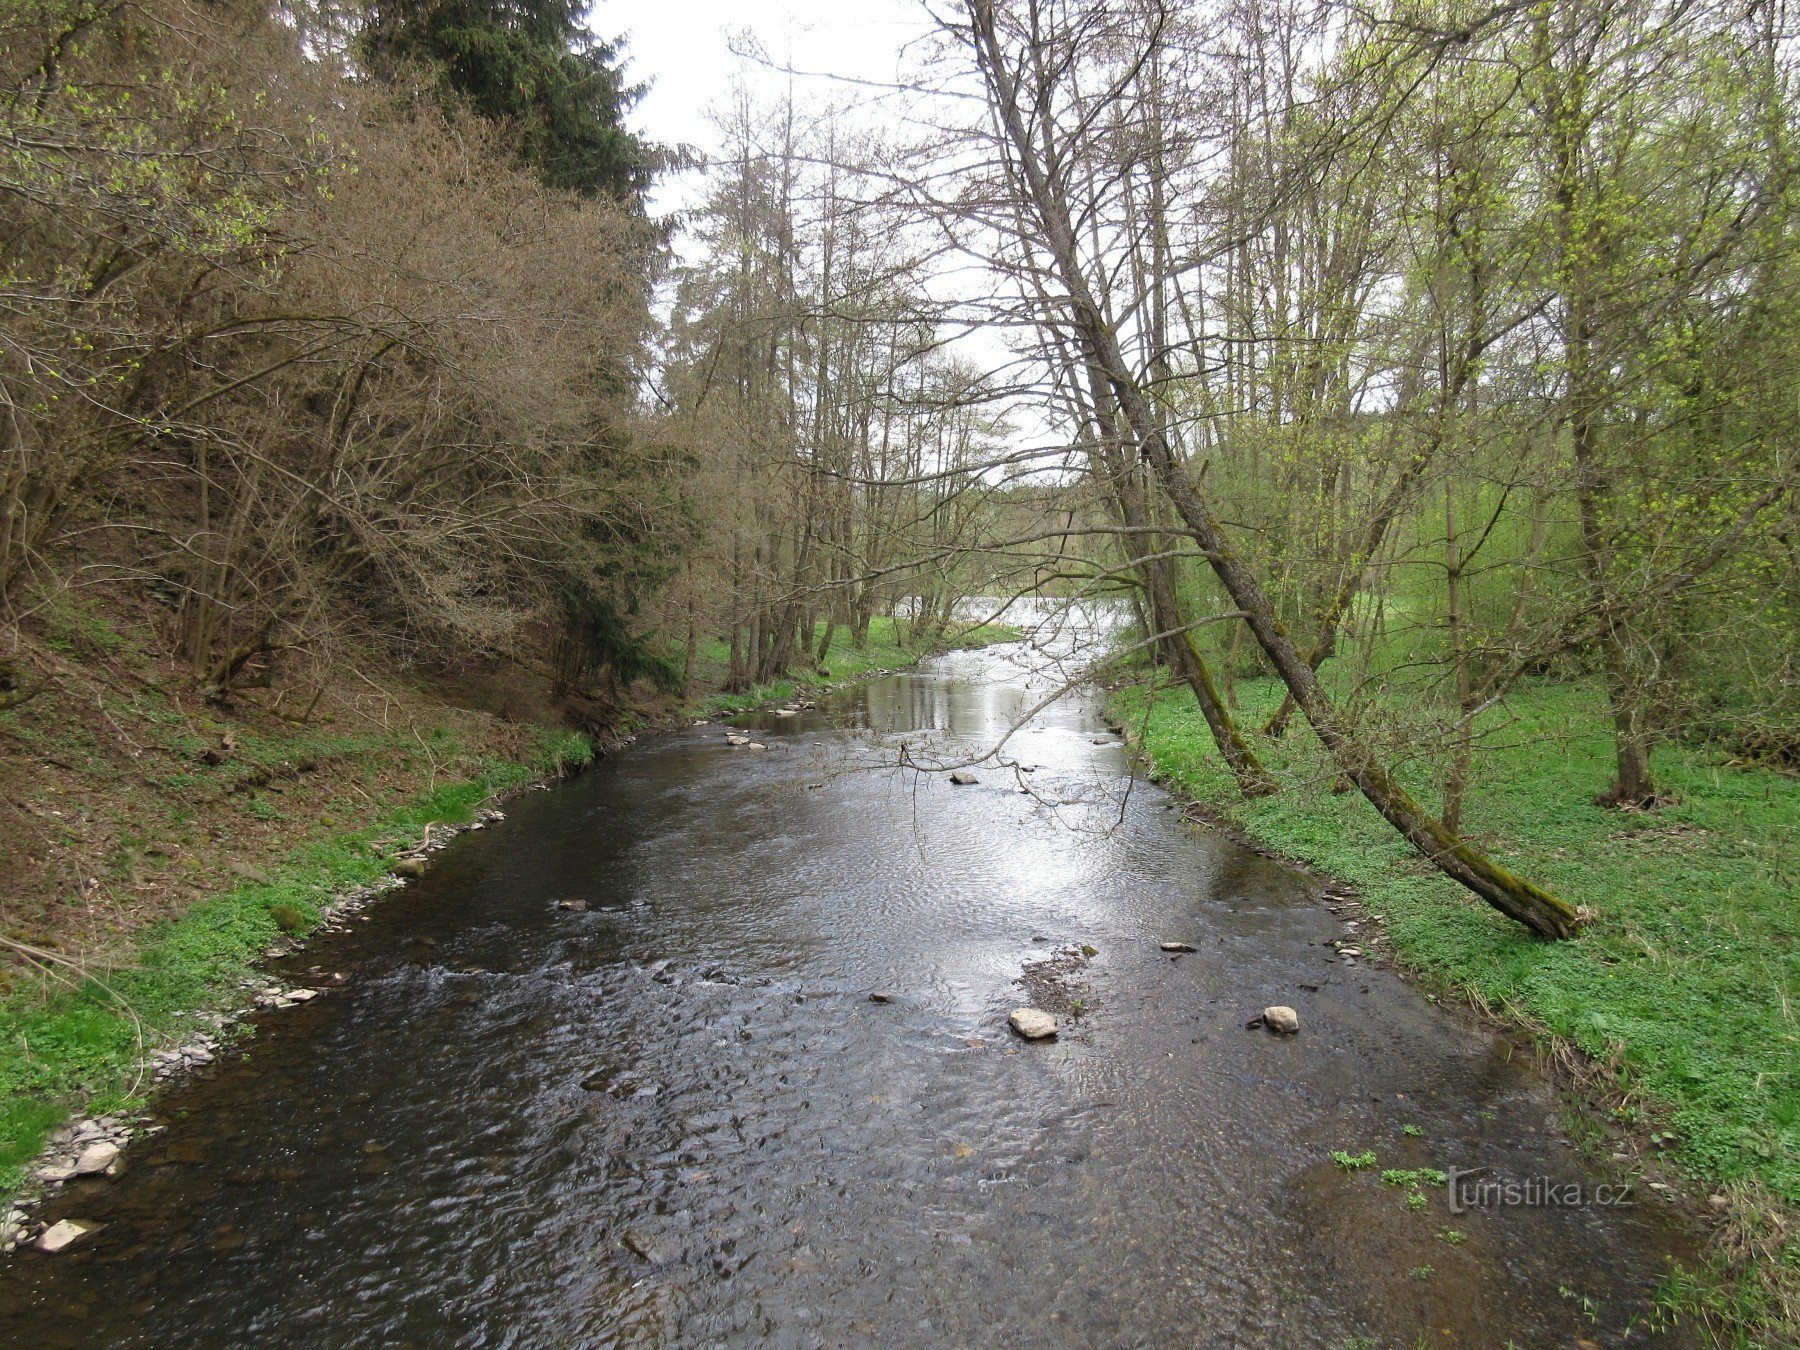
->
[0,633,1695,1346]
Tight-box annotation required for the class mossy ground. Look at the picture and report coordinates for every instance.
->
[1111,674,1799,1341]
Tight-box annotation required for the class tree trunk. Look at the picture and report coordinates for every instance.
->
[967,0,1580,937]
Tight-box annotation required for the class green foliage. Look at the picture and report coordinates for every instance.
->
[1331,1149,1378,1171]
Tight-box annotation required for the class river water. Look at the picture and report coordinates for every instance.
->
[0,636,1695,1346]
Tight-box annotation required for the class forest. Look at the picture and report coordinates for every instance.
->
[1,0,1797,1341]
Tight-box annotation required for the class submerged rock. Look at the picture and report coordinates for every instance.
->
[949,770,979,786]
[868,991,896,1004]
[1008,1008,1058,1040]
[622,1228,669,1263]
[36,1219,98,1253]
[556,899,589,913]
[1262,1006,1300,1035]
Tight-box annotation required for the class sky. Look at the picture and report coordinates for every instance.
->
[603,0,938,219]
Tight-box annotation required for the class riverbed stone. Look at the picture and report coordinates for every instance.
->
[74,1143,119,1176]
[868,991,896,1004]
[1160,941,1198,953]
[1009,1008,1057,1040]
[1262,1005,1300,1035]
[391,858,428,879]
[556,898,589,912]
[949,770,979,785]
[622,1228,669,1263]
[36,1219,98,1253]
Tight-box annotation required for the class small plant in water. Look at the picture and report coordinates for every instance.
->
[1331,1149,1378,1171]
[1436,1228,1468,1244]
[1080,944,1098,958]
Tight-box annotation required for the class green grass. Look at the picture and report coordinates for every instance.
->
[0,727,592,1194]
[1112,676,1799,1204]
[688,615,1021,717]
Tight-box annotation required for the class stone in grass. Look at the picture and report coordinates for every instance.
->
[949,770,979,786]
[36,1219,99,1254]
[73,1143,119,1176]
[1262,1006,1300,1035]
[1008,1008,1058,1040]
[1160,941,1198,953]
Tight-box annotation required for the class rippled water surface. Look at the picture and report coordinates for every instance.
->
[0,639,1696,1346]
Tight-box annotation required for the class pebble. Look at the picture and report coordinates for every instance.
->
[949,770,979,786]
[1160,941,1198,953]
[1262,1006,1300,1035]
[1008,1008,1058,1040]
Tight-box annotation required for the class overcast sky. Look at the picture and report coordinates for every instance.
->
[606,0,937,219]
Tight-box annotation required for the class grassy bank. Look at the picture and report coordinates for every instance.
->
[0,726,592,1195]
[688,615,1021,716]
[1111,676,1798,1333]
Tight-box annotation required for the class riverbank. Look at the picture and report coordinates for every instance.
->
[685,615,1022,717]
[0,603,1017,1221]
[1109,675,1798,1343]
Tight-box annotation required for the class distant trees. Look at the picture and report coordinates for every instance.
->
[660,87,1016,690]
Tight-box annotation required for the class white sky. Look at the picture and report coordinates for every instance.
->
[604,0,938,219]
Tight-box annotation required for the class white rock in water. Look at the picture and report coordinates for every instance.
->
[949,770,979,785]
[1262,1005,1300,1035]
[726,735,750,746]
[36,1219,98,1253]
[73,1143,119,1176]
[1160,941,1198,953]
[36,1164,76,1184]
[1009,1008,1058,1040]
[285,988,319,1002]
[747,743,767,751]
